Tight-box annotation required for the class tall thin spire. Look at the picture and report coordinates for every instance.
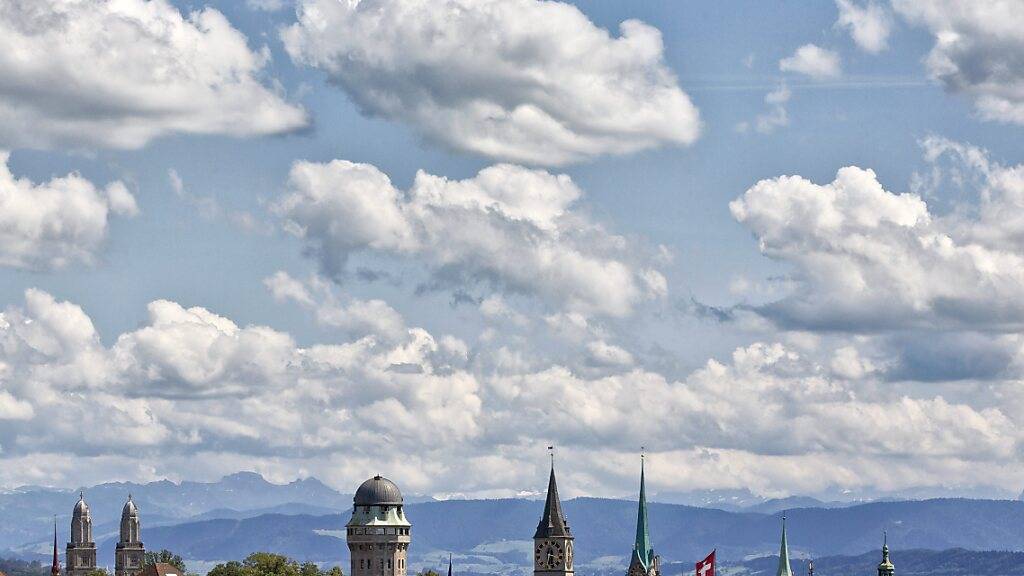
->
[631,452,652,570]
[51,518,60,576]
[776,515,793,576]
[448,553,453,576]
[535,456,570,538]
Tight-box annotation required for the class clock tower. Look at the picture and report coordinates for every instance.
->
[533,462,573,576]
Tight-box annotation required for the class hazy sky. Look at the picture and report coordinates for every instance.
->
[1,0,1023,502]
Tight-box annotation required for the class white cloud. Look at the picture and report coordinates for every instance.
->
[585,341,634,367]
[737,84,791,135]
[835,0,892,53]
[247,0,289,11]
[0,151,137,271]
[281,0,700,166]
[274,160,666,318]
[264,271,408,341]
[893,0,1024,125]
[2,289,1022,497]
[730,139,1024,332]
[0,0,307,150]
[779,44,843,79]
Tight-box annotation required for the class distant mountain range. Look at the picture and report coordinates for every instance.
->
[6,474,1024,576]
[0,472,350,555]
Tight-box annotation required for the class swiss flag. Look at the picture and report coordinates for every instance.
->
[696,551,715,576]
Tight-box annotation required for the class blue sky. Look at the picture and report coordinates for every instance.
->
[1,0,1023,501]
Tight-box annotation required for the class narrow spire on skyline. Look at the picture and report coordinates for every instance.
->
[631,453,653,570]
[776,514,793,576]
[51,517,60,576]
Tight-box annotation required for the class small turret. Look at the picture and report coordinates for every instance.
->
[877,533,894,576]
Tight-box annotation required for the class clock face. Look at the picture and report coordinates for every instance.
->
[535,541,565,569]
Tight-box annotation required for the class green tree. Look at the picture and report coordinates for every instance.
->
[207,554,341,576]
[207,561,246,576]
[84,569,110,576]
[418,570,441,576]
[144,550,187,574]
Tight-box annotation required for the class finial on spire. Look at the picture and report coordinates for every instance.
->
[884,530,887,546]
[548,445,555,468]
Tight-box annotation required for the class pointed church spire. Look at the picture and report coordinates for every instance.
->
[776,515,793,576]
[631,452,653,570]
[535,455,570,538]
[51,518,60,576]
[448,553,453,576]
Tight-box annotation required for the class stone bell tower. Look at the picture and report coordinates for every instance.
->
[116,495,146,576]
[533,462,574,576]
[346,476,411,576]
[66,493,96,576]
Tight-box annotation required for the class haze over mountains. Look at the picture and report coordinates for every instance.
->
[5,474,1024,576]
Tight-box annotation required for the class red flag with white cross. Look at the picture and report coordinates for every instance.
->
[696,551,715,576]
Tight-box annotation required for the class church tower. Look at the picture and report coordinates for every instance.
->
[66,494,96,576]
[776,516,793,576]
[877,534,895,576]
[346,476,411,576]
[51,520,61,576]
[116,495,146,576]
[533,462,574,576]
[626,456,659,576]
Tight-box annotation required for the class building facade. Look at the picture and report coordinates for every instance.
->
[116,495,146,576]
[346,476,411,576]
[533,464,574,576]
[66,494,97,576]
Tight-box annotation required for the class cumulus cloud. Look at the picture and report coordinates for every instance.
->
[281,0,700,165]
[730,139,1024,332]
[0,0,307,150]
[274,160,667,318]
[0,289,479,466]
[835,0,892,53]
[1,289,1022,497]
[893,0,1024,126]
[0,151,137,271]
[779,44,843,79]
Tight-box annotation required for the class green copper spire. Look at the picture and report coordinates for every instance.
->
[776,516,793,576]
[631,454,653,571]
[877,532,894,576]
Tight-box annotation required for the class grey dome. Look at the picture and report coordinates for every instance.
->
[354,475,403,506]
[122,495,138,518]
[73,494,90,517]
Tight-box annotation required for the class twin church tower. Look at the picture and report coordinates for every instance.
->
[56,494,145,576]
[344,457,659,576]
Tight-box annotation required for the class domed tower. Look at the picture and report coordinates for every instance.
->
[877,534,895,576]
[533,462,573,576]
[346,476,411,576]
[116,495,145,576]
[66,494,96,576]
